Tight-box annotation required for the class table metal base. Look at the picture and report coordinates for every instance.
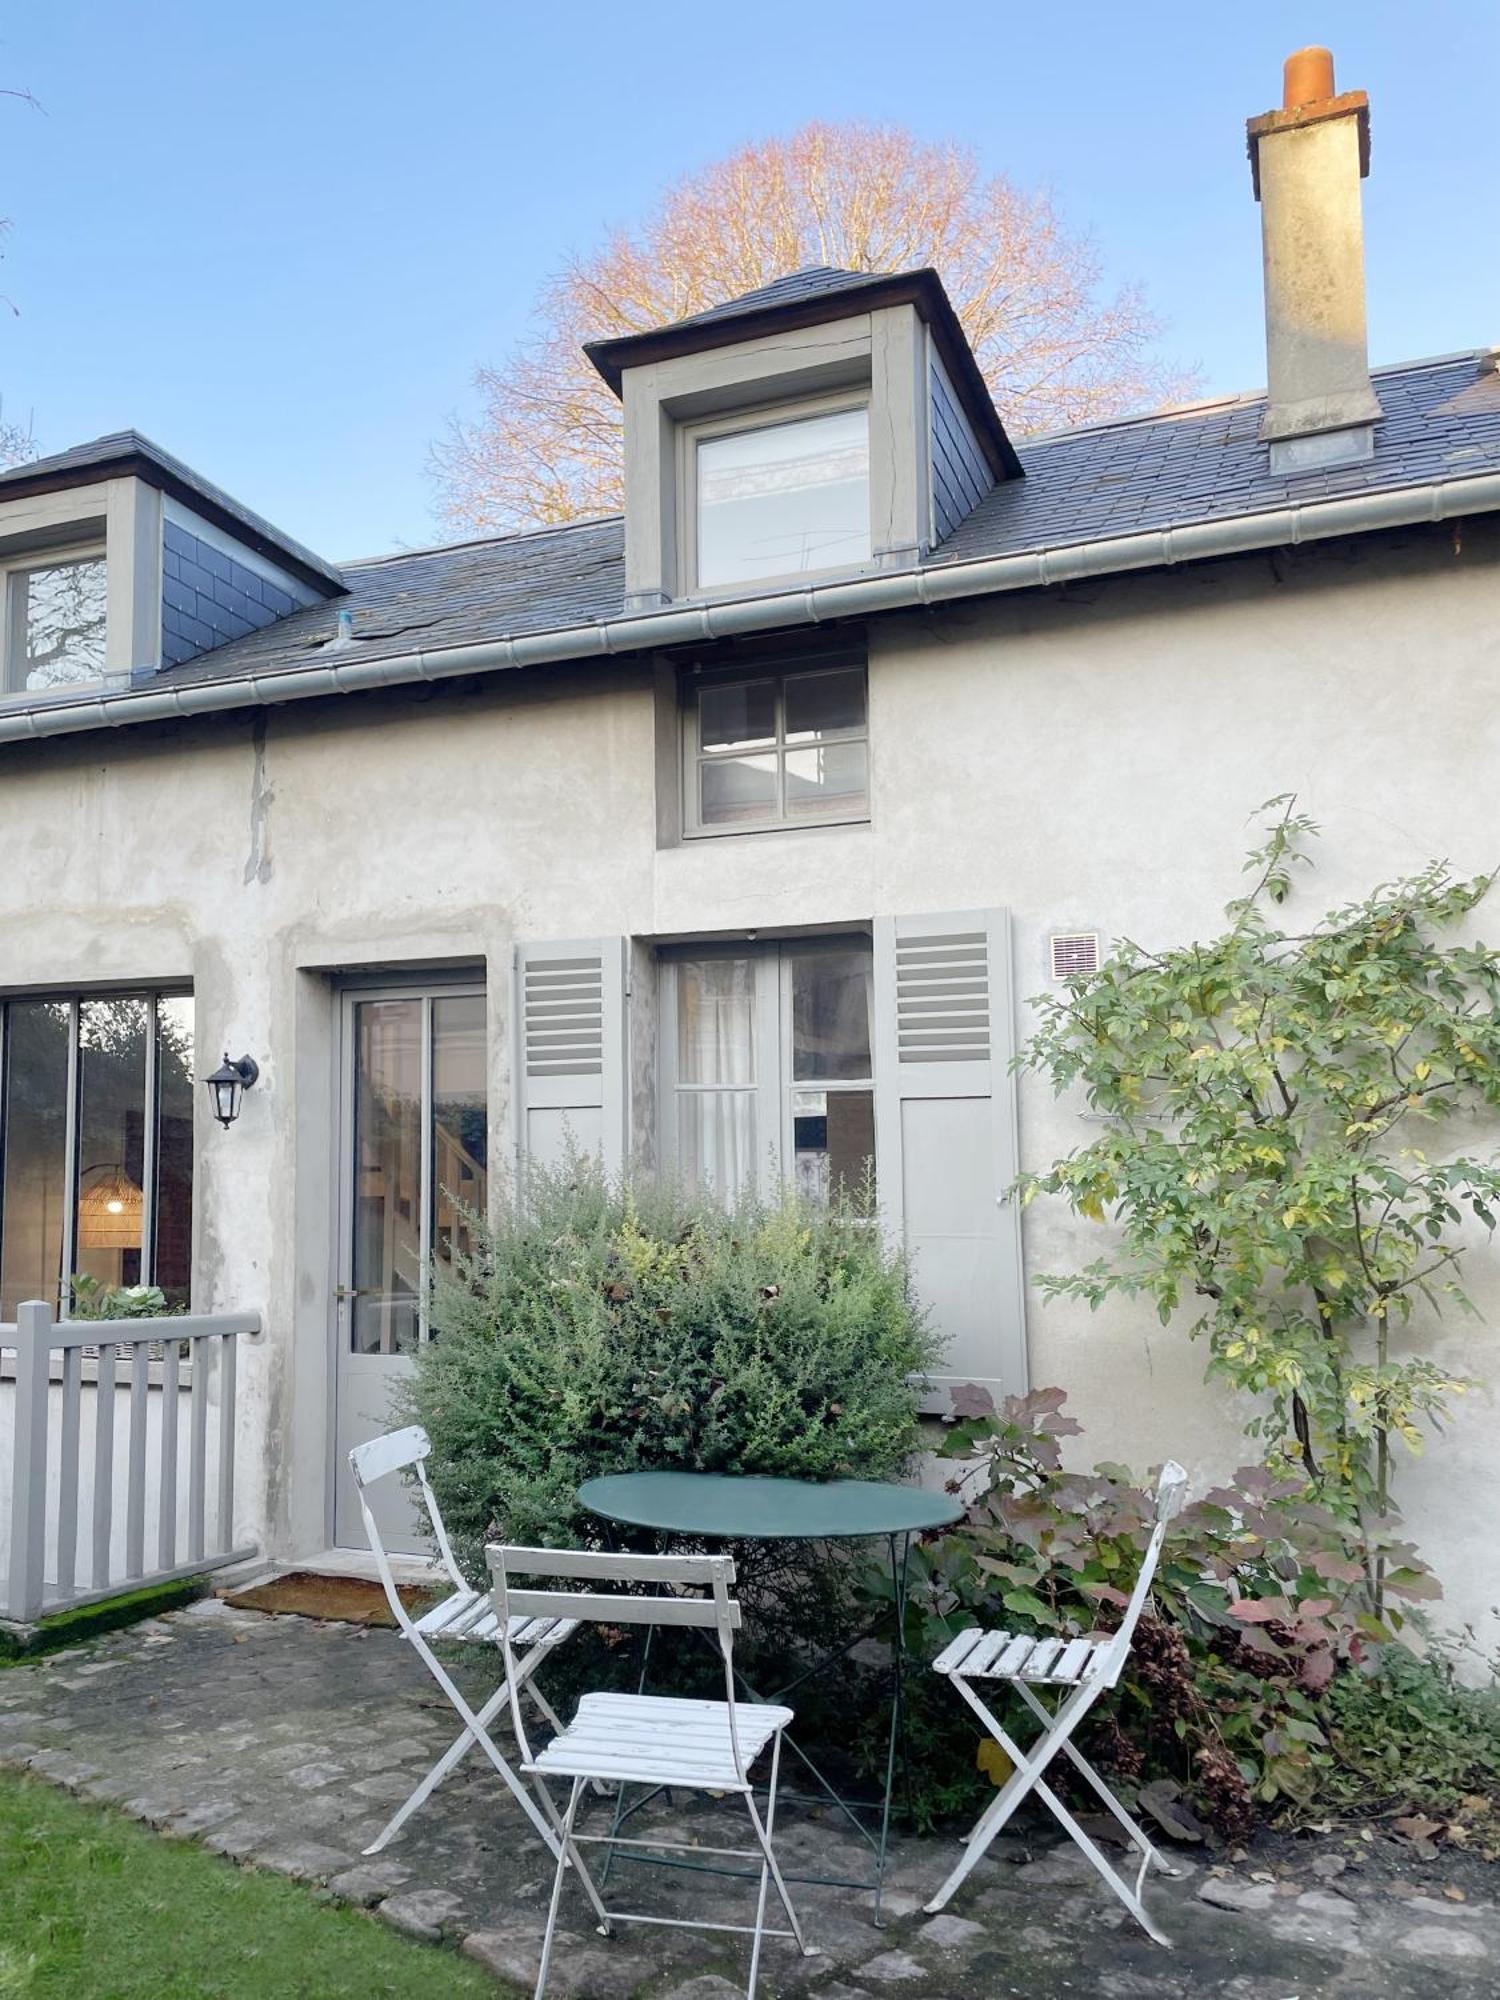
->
[597,1531,914,1926]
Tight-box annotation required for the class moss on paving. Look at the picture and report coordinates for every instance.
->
[0,1769,505,1997]
[0,1578,206,1663]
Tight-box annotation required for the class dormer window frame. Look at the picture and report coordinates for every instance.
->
[677,387,876,601]
[0,537,110,702]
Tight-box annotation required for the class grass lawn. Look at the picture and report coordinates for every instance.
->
[0,1769,504,1997]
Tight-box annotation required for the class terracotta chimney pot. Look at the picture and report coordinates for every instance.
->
[1283,45,1336,108]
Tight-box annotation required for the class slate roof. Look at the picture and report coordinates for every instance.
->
[0,431,346,593]
[667,266,897,330]
[144,515,626,689]
[8,349,1499,726]
[929,349,1500,567]
[584,261,1023,479]
[129,348,1500,699]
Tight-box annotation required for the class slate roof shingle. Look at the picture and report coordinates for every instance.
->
[666,266,897,330]
[582,265,1021,484]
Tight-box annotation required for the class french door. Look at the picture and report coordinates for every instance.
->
[659,938,876,1206]
[332,981,487,1550]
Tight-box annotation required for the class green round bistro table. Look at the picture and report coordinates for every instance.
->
[577,1469,963,1924]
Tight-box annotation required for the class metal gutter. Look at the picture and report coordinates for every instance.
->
[3,469,1499,747]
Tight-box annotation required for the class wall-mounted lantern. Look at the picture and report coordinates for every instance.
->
[205,1053,259,1129]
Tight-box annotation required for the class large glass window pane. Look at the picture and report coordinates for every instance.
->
[790,949,873,1082]
[700,679,775,753]
[73,997,149,1297]
[784,667,866,742]
[153,996,195,1309]
[14,557,108,692]
[700,753,779,827]
[697,408,870,588]
[784,740,868,819]
[677,961,756,1085]
[793,1087,876,1209]
[351,999,423,1356]
[0,1001,71,1316]
[677,1092,756,1201]
[432,994,487,1280]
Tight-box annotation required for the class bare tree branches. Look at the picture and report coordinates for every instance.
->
[431,121,1195,533]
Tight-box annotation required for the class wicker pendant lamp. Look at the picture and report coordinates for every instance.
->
[76,1164,144,1251]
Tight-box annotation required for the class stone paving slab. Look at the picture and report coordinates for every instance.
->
[1,1600,1498,1997]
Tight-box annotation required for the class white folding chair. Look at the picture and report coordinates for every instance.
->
[488,1544,815,2000]
[925,1459,1190,1947]
[347,1426,584,1865]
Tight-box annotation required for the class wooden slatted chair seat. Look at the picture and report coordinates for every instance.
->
[933,1627,1114,1687]
[413,1587,577,1652]
[489,1544,812,2000]
[925,1461,1190,1949]
[346,1426,579,1864]
[528,1691,794,1793]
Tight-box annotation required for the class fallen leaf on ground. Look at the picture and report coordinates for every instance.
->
[1137,1779,1206,1844]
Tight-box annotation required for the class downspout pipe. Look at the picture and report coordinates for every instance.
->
[2,470,1498,746]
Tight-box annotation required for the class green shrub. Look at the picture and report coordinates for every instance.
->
[1323,1644,1500,1823]
[876,1384,1490,1837]
[66,1276,171,1319]
[404,1160,935,1571]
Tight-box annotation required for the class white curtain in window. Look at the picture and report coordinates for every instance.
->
[675,960,757,1198]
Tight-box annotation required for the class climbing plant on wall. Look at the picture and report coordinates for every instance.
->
[1018,797,1500,1603]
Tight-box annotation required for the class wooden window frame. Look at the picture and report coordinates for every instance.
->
[677,390,874,600]
[680,649,870,841]
[0,543,109,700]
[659,935,875,1201]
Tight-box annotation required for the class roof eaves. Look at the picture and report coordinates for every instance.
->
[5,461,1499,748]
[0,431,347,595]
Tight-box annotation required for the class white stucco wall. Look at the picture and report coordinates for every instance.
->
[1,517,1495,1648]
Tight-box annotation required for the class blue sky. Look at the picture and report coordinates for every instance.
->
[4,3,1497,561]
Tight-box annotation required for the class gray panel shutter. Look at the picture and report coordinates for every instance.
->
[513,938,628,1176]
[873,910,1026,1413]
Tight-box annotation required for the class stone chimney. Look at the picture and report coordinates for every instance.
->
[1247,47,1382,470]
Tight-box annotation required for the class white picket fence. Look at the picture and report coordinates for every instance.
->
[1,1300,259,1625]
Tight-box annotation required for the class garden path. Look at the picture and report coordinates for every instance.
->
[1,1601,1496,1998]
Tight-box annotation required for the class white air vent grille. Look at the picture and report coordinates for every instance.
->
[524,956,604,1076]
[1050,931,1101,982]
[896,930,990,1063]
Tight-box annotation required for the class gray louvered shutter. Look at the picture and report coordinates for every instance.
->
[513,938,628,1175]
[873,910,1027,1413]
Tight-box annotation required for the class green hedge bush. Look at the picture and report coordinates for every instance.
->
[404,1161,936,1570]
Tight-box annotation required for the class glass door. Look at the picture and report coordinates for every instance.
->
[661,939,875,1208]
[333,983,487,1550]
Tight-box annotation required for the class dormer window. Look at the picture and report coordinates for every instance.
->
[587,266,1020,616]
[690,399,871,590]
[4,549,107,694]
